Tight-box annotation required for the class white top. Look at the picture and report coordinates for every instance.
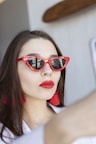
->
[0,105,96,144]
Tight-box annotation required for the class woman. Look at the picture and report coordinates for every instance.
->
[0,30,69,143]
[0,30,96,144]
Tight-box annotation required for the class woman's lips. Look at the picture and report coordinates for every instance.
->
[39,80,54,88]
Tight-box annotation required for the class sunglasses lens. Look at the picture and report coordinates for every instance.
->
[51,58,66,70]
[28,57,44,70]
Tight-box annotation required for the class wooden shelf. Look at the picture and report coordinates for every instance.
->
[42,0,96,22]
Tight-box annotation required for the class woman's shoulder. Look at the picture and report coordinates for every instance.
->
[0,122,45,144]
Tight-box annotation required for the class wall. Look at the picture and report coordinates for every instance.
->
[0,0,96,105]
[0,0,30,62]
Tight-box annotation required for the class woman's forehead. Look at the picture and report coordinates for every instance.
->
[19,38,58,57]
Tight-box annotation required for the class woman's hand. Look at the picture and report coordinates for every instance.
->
[45,90,96,144]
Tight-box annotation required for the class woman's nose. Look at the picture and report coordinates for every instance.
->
[41,63,53,76]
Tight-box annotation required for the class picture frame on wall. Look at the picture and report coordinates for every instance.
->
[90,37,96,81]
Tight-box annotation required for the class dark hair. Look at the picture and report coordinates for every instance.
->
[0,30,66,142]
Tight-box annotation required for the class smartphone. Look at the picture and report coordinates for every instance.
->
[89,37,96,83]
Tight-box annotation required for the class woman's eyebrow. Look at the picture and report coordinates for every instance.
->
[27,53,40,56]
[50,54,58,58]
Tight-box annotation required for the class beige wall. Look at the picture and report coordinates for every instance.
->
[0,0,30,62]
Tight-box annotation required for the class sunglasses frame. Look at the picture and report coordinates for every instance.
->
[16,55,70,72]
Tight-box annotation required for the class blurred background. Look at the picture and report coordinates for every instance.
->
[0,0,96,106]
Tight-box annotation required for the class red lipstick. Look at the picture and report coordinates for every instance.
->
[39,80,54,88]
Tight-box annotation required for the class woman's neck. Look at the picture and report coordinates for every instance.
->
[23,97,55,129]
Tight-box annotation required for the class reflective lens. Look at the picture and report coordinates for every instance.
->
[51,58,66,69]
[28,57,44,70]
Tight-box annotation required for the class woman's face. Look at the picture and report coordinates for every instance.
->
[17,38,61,100]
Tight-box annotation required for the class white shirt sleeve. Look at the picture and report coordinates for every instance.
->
[72,136,96,144]
[0,124,16,144]
[11,125,45,144]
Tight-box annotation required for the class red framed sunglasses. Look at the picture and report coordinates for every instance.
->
[16,56,70,72]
